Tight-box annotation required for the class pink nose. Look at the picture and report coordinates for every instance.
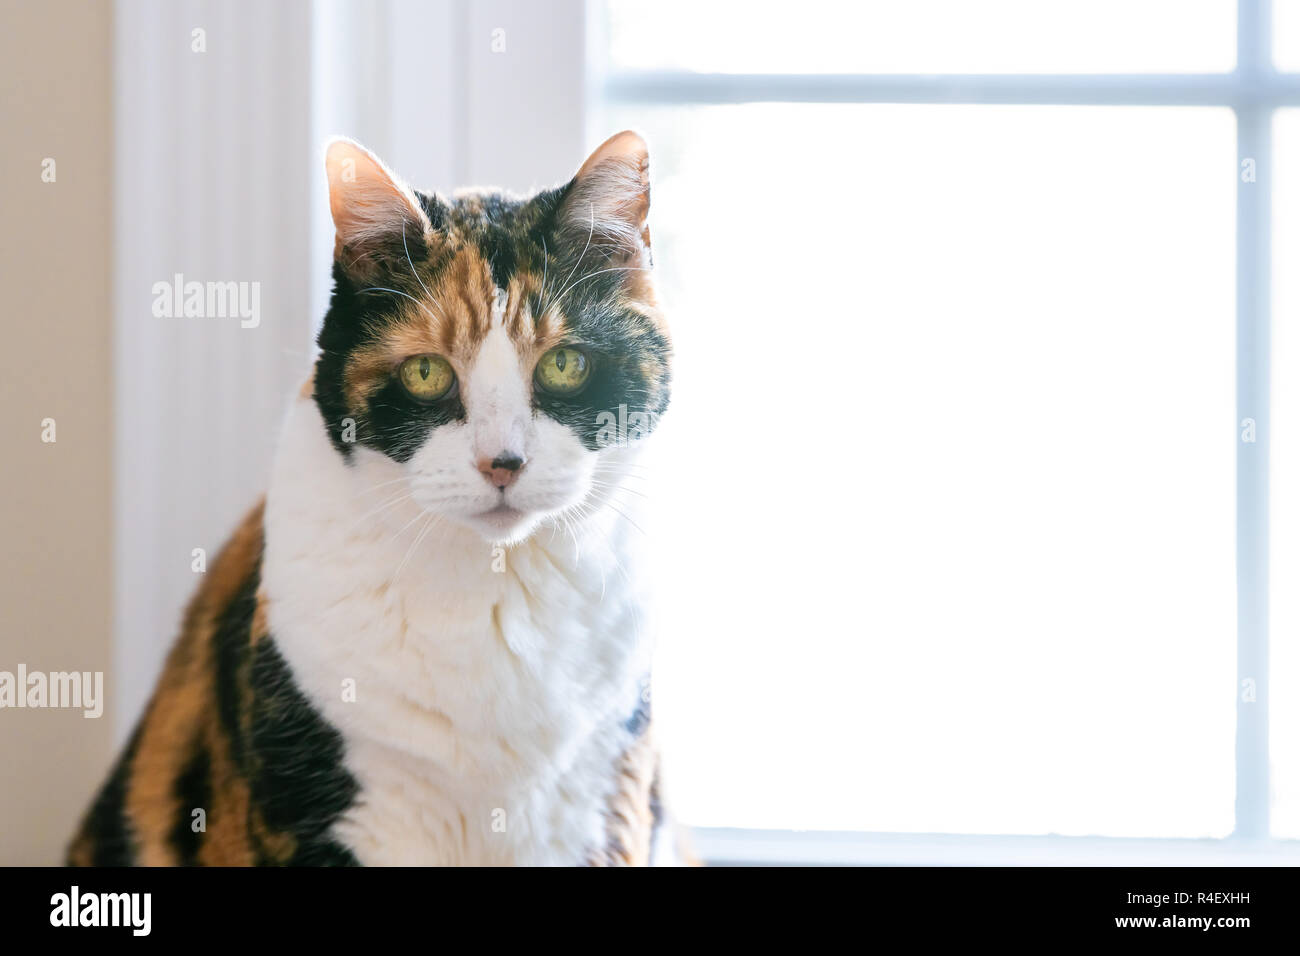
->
[478,453,525,489]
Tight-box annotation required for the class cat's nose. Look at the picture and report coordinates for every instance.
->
[478,453,526,489]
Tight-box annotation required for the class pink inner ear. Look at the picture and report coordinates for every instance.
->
[562,132,653,260]
[577,130,649,182]
[326,139,431,268]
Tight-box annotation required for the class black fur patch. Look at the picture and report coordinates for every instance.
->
[75,727,143,866]
[361,376,466,464]
[247,638,360,866]
[169,746,210,865]
[211,574,257,766]
[649,767,664,833]
[210,560,360,866]
[624,685,651,738]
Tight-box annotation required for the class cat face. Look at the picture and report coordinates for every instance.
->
[312,133,671,544]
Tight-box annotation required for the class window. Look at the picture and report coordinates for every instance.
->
[592,0,1300,863]
[1272,107,1300,840]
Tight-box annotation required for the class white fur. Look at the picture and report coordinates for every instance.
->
[261,349,654,865]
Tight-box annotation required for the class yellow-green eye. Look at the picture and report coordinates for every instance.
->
[535,346,591,395]
[397,354,456,401]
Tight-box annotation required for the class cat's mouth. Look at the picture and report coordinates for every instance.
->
[469,501,532,539]
[461,500,549,545]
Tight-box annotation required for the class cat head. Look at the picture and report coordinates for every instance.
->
[312,132,671,545]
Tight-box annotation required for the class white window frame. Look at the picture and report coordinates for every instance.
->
[590,0,1300,864]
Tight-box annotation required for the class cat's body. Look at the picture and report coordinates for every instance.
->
[70,132,678,866]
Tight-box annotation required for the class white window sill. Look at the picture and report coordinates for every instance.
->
[691,827,1300,867]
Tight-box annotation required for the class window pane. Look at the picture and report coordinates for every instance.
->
[1277,0,1300,72]
[615,103,1237,836]
[601,0,1236,75]
[1272,109,1300,839]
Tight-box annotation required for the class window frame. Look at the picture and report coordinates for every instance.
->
[591,0,1300,864]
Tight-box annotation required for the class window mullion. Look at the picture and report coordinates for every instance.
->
[1234,0,1273,842]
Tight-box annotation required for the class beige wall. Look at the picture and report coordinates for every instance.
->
[0,0,114,865]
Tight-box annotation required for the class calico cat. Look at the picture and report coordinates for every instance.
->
[68,131,679,866]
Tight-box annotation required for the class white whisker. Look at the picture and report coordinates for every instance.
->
[555,266,651,308]
[402,220,447,322]
[550,203,594,310]
[358,286,442,326]
[393,513,440,583]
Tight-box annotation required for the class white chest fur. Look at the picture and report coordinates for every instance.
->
[261,397,652,865]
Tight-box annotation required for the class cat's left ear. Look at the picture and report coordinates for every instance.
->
[325,137,432,279]
[558,130,652,262]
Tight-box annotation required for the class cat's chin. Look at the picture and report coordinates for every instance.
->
[459,504,545,545]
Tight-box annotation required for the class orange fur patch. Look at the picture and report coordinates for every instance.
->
[592,727,659,866]
[71,503,268,867]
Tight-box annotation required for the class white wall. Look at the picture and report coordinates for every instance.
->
[114,0,316,742]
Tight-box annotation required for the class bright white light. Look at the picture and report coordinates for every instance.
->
[1272,109,1300,839]
[616,104,1236,837]
[1276,1,1300,71]
[603,0,1235,74]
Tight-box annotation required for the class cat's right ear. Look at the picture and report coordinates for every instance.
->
[325,138,432,280]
